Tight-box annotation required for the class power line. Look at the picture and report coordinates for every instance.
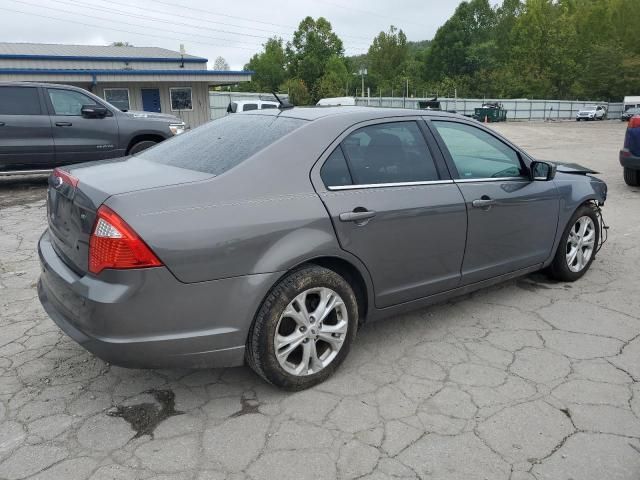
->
[55,0,371,50]
[7,0,265,48]
[0,6,258,51]
[312,0,425,28]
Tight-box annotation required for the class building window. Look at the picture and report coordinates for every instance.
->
[104,88,130,111]
[170,87,193,111]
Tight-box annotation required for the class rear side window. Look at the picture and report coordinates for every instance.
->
[321,147,352,187]
[0,87,41,115]
[138,114,305,175]
[261,103,277,109]
[243,103,258,111]
[339,121,439,185]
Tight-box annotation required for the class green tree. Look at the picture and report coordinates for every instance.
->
[284,78,311,105]
[286,17,344,101]
[317,55,349,98]
[245,37,287,92]
[367,26,409,88]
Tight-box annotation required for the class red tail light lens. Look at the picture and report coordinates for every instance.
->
[89,205,162,275]
[629,116,640,129]
[52,168,79,188]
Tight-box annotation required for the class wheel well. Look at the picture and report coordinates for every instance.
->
[126,134,164,154]
[307,257,369,323]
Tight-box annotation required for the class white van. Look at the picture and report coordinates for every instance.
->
[227,100,280,113]
[623,96,640,112]
[316,97,356,106]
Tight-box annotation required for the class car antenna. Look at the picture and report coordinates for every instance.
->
[272,91,294,110]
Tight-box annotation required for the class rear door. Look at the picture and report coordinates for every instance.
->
[429,119,560,284]
[0,85,55,170]
[312,118,467,308]
[45,87,120,164]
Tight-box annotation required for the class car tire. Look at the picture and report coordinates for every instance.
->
[547,203,600,282]
[128,140,157,155]
[246,265,359,390]
[624,167,640,186]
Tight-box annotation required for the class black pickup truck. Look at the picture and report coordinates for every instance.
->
[0,82,186,173]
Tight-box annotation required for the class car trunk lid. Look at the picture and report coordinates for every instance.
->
[46,158,213,274]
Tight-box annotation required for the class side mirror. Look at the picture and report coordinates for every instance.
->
[530,161,556,181]
[81,104,108,118]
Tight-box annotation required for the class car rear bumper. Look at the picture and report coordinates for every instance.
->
[620,150,640,170]
[38,230,282,369]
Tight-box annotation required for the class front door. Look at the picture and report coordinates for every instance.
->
[313,119,468,308]
[45,87,120,164]
[0,85,55,170]
[141,88,161,113]
[430,119,560,284]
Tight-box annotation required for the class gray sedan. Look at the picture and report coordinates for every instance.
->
[38,107,608,390]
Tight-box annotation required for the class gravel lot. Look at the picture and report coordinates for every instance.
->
[1,120,639,480]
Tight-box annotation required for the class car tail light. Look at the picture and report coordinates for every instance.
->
[52,168,79,188]
[89,205,162,274]
[629,116,640,129]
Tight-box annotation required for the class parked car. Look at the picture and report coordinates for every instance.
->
[620,115,640,186]
[0,82,186,172]
[317,97,357,106]
[621,107,640,122]
[38,107,608,390]
[576,104,607,121]
[227,100,279,113]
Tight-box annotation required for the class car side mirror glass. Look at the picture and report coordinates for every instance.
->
[81,104,108,118]
[530,161,556,181]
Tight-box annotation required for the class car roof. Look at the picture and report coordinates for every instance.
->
[0,81,84,89]
[242,106,461,122]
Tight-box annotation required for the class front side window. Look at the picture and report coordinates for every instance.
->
[432,121,524,179]
[0,86,41,115]
[138,114,305,175]
[242,103,258,111]
[338,121,439,185]
[48,89,98,116]
[104,88,130,111]
[261,103,277,109]
[170,87,193,111]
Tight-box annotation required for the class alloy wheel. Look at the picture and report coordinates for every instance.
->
[566,216,596,273]
[274,287,348,376]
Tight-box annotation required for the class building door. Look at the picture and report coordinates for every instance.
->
[141,89,161,113]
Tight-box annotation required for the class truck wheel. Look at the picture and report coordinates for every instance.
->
[128,140,157,155]
[246,265,358,390]
[547,204,599,282]
[624,167,640,186]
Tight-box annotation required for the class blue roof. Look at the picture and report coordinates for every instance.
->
[0,68,253,76]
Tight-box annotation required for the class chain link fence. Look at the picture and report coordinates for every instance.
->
[355,97,624,121]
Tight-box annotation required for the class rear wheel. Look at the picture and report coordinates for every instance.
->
[548,204,599,282]
[624,167,640,186]
[246,265,358,390]
[128,140,158,155]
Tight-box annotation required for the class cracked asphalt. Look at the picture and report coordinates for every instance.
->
[1,120,639,480]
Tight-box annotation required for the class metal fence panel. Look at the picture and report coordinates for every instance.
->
[354,97,623,120]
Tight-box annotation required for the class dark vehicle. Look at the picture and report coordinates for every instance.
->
[38,107,607,390]
[621,107,640,122]
[0,82,186,172]
[620,115,640,186]
[418,98,442,110]
[473,102,508,123]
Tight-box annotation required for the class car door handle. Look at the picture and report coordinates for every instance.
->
[472,197,496,209]
[55,122,73,127]
[339,209,376,223]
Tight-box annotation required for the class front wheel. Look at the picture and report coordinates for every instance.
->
[624,167,640,186]
[128,140,158,155]
[246,265,359,390]
[547,204,599,282]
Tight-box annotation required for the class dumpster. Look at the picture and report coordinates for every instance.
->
[473,102,508,122]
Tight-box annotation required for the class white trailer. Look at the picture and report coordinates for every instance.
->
[623,96,640,111]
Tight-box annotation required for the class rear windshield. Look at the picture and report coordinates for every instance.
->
[138,114,305,175]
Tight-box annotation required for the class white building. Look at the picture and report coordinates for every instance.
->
[0,42,252,127]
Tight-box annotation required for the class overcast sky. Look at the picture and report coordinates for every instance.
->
[0,0,499,70]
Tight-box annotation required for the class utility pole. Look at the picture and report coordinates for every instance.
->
[358,66,367,101]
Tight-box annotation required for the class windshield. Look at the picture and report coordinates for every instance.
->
[137,114,305,175]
